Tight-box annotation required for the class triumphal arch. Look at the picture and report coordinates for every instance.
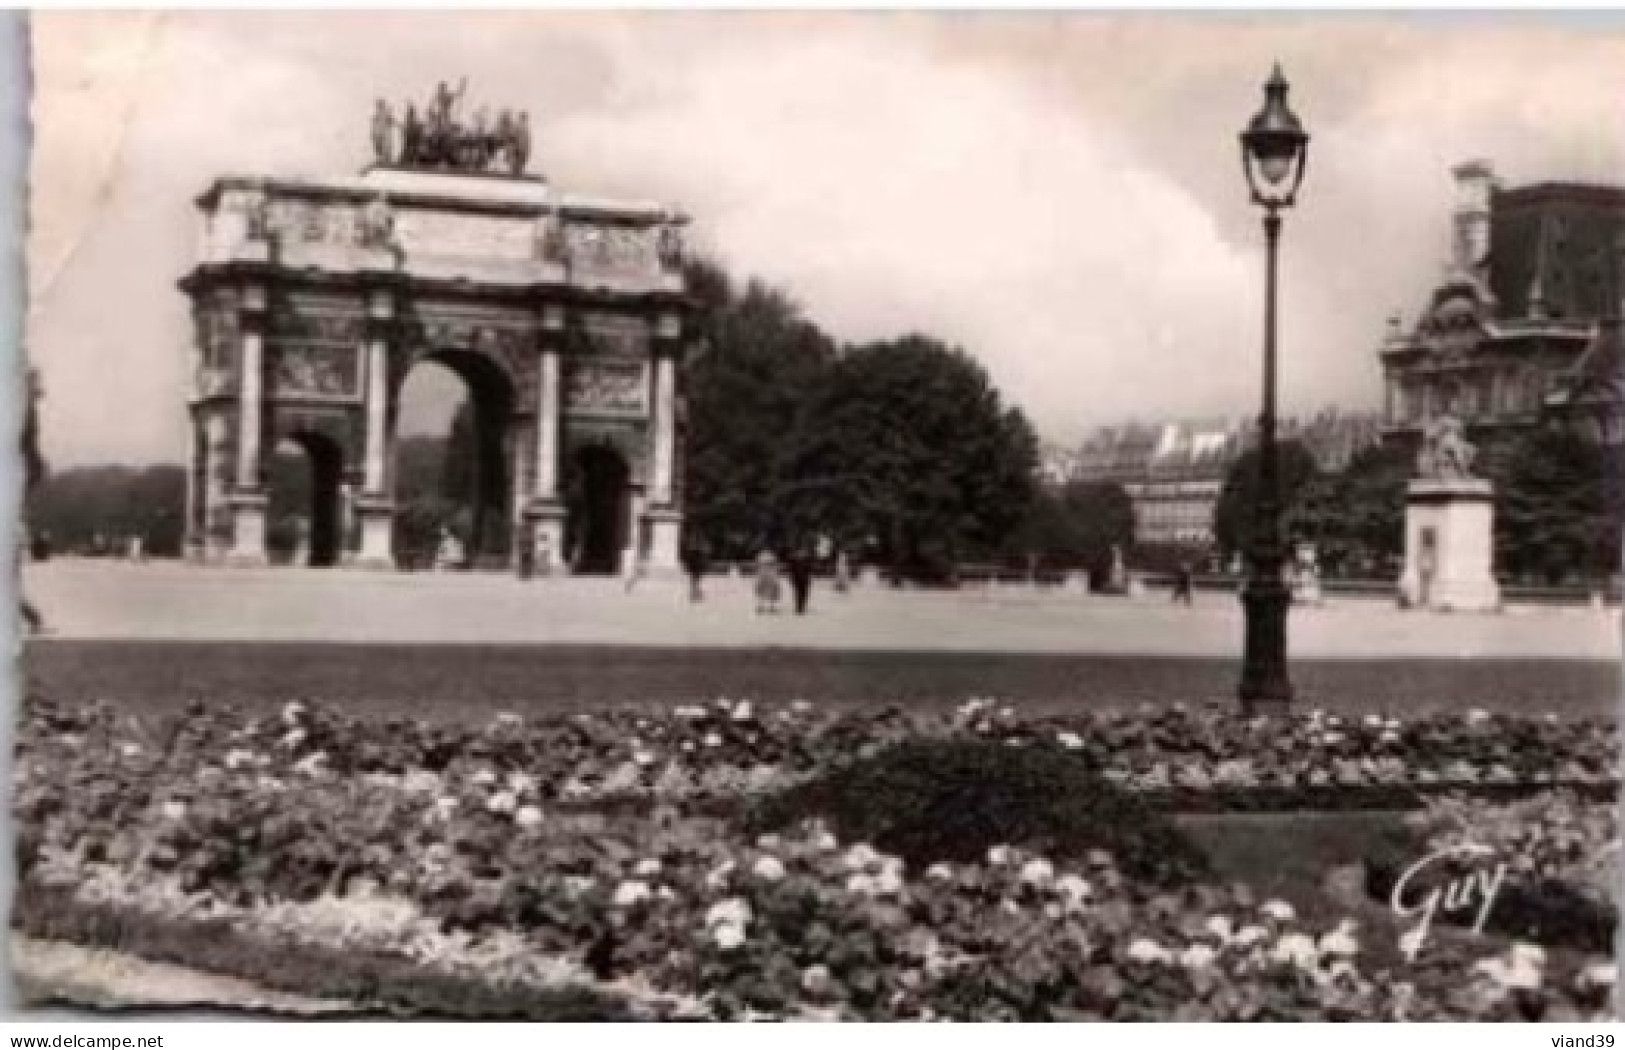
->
[180,86,691,574]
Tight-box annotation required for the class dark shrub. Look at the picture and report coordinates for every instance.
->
[747,737,1208,885]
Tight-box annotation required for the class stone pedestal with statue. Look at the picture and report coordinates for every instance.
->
[1398,415,1501,613]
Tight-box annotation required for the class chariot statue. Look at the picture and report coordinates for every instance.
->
[371,81,535,177]
[1416,413,1477,480]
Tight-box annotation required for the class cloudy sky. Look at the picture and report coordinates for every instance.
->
[27,10,1625,467]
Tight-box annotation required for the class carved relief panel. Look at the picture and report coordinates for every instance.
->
[563,311,651,417]
[563,223,659,278]
[268,306,365,400]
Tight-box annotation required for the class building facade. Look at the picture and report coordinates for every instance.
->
[1380,161,1625,455]
[181,95,693,574]
[1072,410,1383,548]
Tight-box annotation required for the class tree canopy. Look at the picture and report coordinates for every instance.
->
[680,261,1038,578]
[1493,424,1622,585]
[1211,439,1321,559]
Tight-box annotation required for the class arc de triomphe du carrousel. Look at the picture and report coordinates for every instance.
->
[179,85,693,575]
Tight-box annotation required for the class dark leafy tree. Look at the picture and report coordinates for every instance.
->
[681,264,836,560]
[1323,441,1411,577]
[27,464,186,557]
[1211,439,1321,561]
[806,335,1039,580]
[1011,480,1135,583]
[1494,425,1622,585]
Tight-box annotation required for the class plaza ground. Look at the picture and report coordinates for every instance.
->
[20,560,1621,721]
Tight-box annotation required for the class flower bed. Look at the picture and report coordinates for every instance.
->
[12,692,1620,1020]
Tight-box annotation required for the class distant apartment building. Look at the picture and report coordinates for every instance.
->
[1381,161,1624,454]
[1072,410,1384,547]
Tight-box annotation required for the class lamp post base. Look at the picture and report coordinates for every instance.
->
[1239,575,1294,715]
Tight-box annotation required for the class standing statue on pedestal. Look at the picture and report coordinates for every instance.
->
[370,99,397,165]
[1398,412,1500,613]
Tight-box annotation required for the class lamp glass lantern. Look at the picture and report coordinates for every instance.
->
[1240,64,1310,209]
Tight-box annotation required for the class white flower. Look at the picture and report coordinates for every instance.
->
[926,863,955,881]
[223,748,255,770]
[1582,962,1617,988]
[1204,915,1235,943]
[514,805,543,829]
[703,732,723,748]
[1126,939,1170,965]
[1509,942,1546,966]
[704,861,735,890]
[752,856,787,882]
[1467,708,1490,724]
[987,845,1013,867]
[1234,924,1269,948]
[118,742,142,759]
[1180,943,1218,969]
[842,844,882,871]
[1272,932,1319,969]
[1259,899,1296,922]
[1318,921,1360,957]
[434,795,458,817]
[706,898,752,928]
[160,800,187,822]
[790,700,813,714]
[506,771,537,793]
[1056,874,1093,905]
[811,829,840,853]
[846,873,877,896]
[471,769,498,787]
[634,857,663,878]
[1398,927,1425,962]
[278,728,306,751]
[485,790,518,815]
[1056,731,1084,750]
[401,770,439,794]
[281,701,306,724]
[674,705,706,720]
[613,880,652,908]
[732,701,755,722]
[713,922,747,951]
[1019,858,1055,886]
[291,752,327,777]
[801,963,834,997]
[874,868,904,897]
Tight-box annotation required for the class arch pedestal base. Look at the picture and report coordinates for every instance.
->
[353,495,396,571]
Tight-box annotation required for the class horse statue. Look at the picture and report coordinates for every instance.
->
[1417,414,1477,480]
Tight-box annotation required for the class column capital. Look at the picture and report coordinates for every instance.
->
[539,304,567,333]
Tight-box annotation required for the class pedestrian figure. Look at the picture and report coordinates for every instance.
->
[755,551,781,615]
[682,542,708,603]
[833,550,850,594]
[622,547,643,593]
[788,549,814,615]
[1173,561,1195,605]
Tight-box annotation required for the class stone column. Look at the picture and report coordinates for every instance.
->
[523,305,567,575]
[642,314,684,572]
[225,286,268,566]
[535,344,561,500]
[353,287,397,569]
[650,352,677,505]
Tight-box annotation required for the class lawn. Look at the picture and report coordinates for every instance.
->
[24,641,1620,723]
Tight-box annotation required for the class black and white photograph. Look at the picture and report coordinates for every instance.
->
[10,10,1623,1023]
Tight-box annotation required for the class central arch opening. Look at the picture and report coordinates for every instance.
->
[394,351,514,570]
[565,444,630,574]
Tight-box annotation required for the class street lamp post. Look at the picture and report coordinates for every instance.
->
[1237,64,1309,714]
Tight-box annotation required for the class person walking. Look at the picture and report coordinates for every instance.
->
[682,542,708,603]
[788,548,814,615]
[1173,561,1195,605]
[754,550,781,615]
